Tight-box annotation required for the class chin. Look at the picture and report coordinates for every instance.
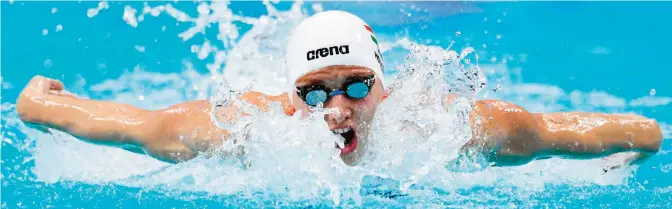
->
[340,152,360,166]
[339,141,367,166]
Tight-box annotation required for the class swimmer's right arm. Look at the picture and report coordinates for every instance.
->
[16,76,293,163]
[16,76,205,163]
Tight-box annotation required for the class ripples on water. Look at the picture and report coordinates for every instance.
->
[1,0,657,207]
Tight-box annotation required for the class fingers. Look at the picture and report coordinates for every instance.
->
[47,78,65,91]
[48,90,77,98]
[56,90,79,98]
[284,103,296,116]
[275,93,296,116]
[31,76,66,95]
[30,75,63,90]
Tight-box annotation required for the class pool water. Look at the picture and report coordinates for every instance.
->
[2,1,672,208]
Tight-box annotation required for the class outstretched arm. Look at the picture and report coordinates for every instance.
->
[465,99,663,166]
[16,76,291,163]
[16,76,209,163]
[534,112,661,158]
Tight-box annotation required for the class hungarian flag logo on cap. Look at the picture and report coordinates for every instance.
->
[364,25,381,54]
[365,24,384,71]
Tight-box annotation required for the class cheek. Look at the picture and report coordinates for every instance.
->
[355,86,383,111]
[355,97,377,109]
[297,106,311,117]
[354,97,378,120]
[354,85,383,121]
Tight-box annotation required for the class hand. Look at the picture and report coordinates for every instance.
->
[272,93,296,116]
[16,76,73,133]
[18,76,74,100]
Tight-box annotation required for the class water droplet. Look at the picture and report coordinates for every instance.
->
[138,95,145,100]
[55,24,63,32]
[650,89,656,96]
[497,19,502,23]
[134,45,146,52]
[51,8,58,14]
[496,34,502,39]
[484,17,488,22]
[492,84,502,92]
[87,9,98,18]
[484,30,488,34]
[455,31,461,37]
[43,59,53,68]
[42,29,48,36]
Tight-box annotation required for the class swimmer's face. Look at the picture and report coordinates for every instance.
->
[292,65,385,166]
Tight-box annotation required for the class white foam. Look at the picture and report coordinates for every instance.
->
[2,0,663,207]
[123,5,138,28]
[87,1,109,18]
[629,96,672,107]
[661,122,672,139]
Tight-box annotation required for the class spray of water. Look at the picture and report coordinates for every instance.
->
[0,0,641,207]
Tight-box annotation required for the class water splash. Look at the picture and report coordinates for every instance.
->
[0,0,643,207]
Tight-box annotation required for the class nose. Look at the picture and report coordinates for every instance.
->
[324,95,353,124]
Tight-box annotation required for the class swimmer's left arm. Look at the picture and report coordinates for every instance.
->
[531,112,662,162]
[465,99,663,166]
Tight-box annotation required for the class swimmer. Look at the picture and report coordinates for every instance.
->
[16,11,662,168]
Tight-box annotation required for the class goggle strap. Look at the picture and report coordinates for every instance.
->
[329,90,345,97]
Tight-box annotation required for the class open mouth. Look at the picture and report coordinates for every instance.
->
[332,127,358,155]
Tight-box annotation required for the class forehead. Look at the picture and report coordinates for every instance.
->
[295,65,374,86]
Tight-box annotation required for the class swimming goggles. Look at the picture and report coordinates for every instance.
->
[296,75,376,107]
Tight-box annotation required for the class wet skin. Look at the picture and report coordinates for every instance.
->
[16,66,663,168]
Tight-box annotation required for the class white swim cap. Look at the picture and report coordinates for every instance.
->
[285,10,385,90]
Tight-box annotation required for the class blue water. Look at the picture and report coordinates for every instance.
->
[2,1,672,208]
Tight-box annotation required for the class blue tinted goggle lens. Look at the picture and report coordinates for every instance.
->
[303,81,371,106]
[305,90,328,106]
[346,82,369,99]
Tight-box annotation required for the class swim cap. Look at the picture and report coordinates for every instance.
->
[285,10,385,90]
